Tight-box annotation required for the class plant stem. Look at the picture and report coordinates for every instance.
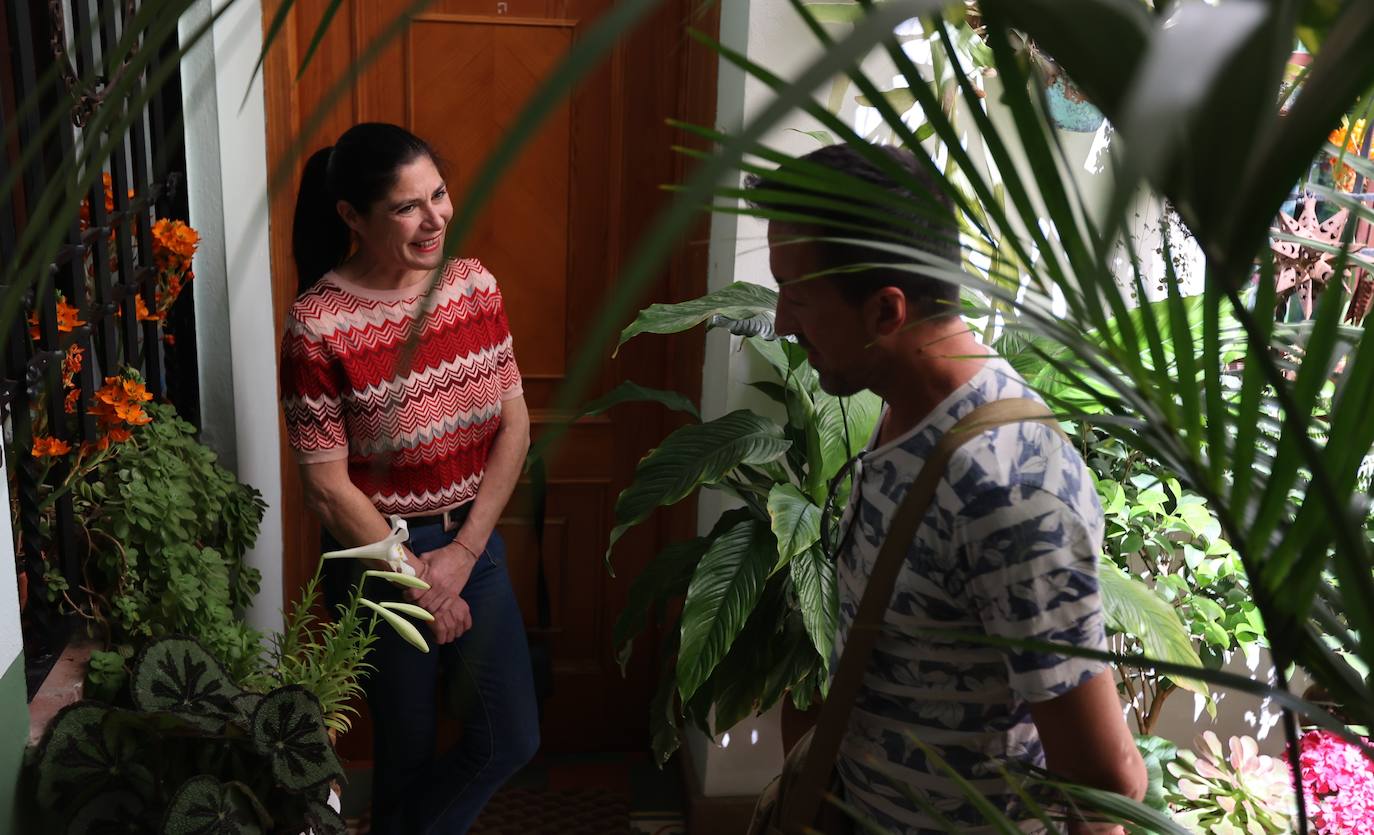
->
[1142,682,1175,737]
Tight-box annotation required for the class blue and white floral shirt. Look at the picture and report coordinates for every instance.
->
[832,356,1107,834]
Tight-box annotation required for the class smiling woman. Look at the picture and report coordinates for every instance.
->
[278,122,537,834]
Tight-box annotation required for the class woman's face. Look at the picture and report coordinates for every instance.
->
[340,154,453,274]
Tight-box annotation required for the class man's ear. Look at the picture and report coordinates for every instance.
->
[868,286,907,337]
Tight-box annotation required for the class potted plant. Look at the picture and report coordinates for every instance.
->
[27,635,349,835]
[595,282,1205,766]
[24,526,435,834]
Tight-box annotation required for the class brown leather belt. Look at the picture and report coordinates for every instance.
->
[403,503,471,532]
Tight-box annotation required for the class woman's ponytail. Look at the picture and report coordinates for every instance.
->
[292,147,350,296]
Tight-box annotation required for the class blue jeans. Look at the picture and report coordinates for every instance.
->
[323,520,540,834]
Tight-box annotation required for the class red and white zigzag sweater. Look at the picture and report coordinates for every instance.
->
[279,258,523,516]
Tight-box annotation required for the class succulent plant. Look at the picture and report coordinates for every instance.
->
[1165,731,1296,835]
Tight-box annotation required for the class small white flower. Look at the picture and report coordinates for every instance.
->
[321,516,416,576]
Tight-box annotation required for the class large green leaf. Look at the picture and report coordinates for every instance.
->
[304,796,348,835]
[130,638,242,732]
[249,687,341,793]
[606,411,790,565]
[649,627,683,767]
[162,776,264,835]
[708,578,790,734]
[789,543,839,670]
[1098,558,1208,698]
[761,610,825,709]
[615,282,779,353]
[815,389,881,478]
[612,535,712,671]
[1134,734,1180,813]
[573,380,701,422]
[767,484,822,571]
[677,517,775,703]
[34,704,127,813]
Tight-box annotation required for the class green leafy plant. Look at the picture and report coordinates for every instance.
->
[592,281,879,764]
[245,573,377,737]
[1088,430,1271,735]
[27,636,346,835]
[247,528,438,735]
[1135,734,1181,814]
[66,401,267,682]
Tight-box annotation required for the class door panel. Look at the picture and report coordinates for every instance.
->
[264,0,715,755]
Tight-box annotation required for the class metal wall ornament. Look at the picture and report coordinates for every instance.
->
[1270,197,1370,321]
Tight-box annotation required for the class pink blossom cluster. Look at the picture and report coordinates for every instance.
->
[1299,730,1374,834]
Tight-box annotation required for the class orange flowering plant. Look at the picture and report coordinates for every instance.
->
[15,366,265,683]
[1326,117,1371,193]
[14,175,261,681]
[73,172,200,323]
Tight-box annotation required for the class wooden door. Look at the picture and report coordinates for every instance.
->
[263,0,715,754]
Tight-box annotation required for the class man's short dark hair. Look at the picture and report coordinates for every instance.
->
[747,143,961,317]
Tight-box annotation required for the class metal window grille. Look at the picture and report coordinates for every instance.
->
[0,0,196,697]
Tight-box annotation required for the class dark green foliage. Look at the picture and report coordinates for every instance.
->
[250,687,341,793]
[601,292,882,765]
[85,648,132,704]
[78,403,267,682]
[132,638,243,732]
[29,637,343,835]
[244,573,377,736]
[303,797,347,835]
[162,777,264,835]
[1135,734,1181,813]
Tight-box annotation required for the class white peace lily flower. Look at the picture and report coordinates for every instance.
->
[320,515,416,577]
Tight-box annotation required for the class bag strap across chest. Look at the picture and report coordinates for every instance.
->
[779,397,1065,832]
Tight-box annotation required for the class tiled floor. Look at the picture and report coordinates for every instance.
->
[340,752,687,835]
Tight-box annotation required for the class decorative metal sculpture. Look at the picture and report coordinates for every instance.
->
[1270,197,1366,320]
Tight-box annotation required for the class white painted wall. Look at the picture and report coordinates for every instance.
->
[179,0,283,634]
[0,446,23,677]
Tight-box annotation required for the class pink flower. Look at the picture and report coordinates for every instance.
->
[1297,730,1374,834]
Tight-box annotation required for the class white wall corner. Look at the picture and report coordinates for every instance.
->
[180,0,283,634]
[0,445,24,673]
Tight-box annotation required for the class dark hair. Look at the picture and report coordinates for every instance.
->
[746,143,961,317]
[292,123,438,295]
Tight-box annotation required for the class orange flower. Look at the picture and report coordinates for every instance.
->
[114,402,151,425]
[152,218,199,267]
[1328,118,1370,192]
[26,298,84,338]
[32,435,71,458]
[55,299,84,333]
[60,344,84,389]
[87,373,154,441]
[135,296,160,322]
[120,378,152,403]
[105,426,133,444]
[64,389,80,415]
